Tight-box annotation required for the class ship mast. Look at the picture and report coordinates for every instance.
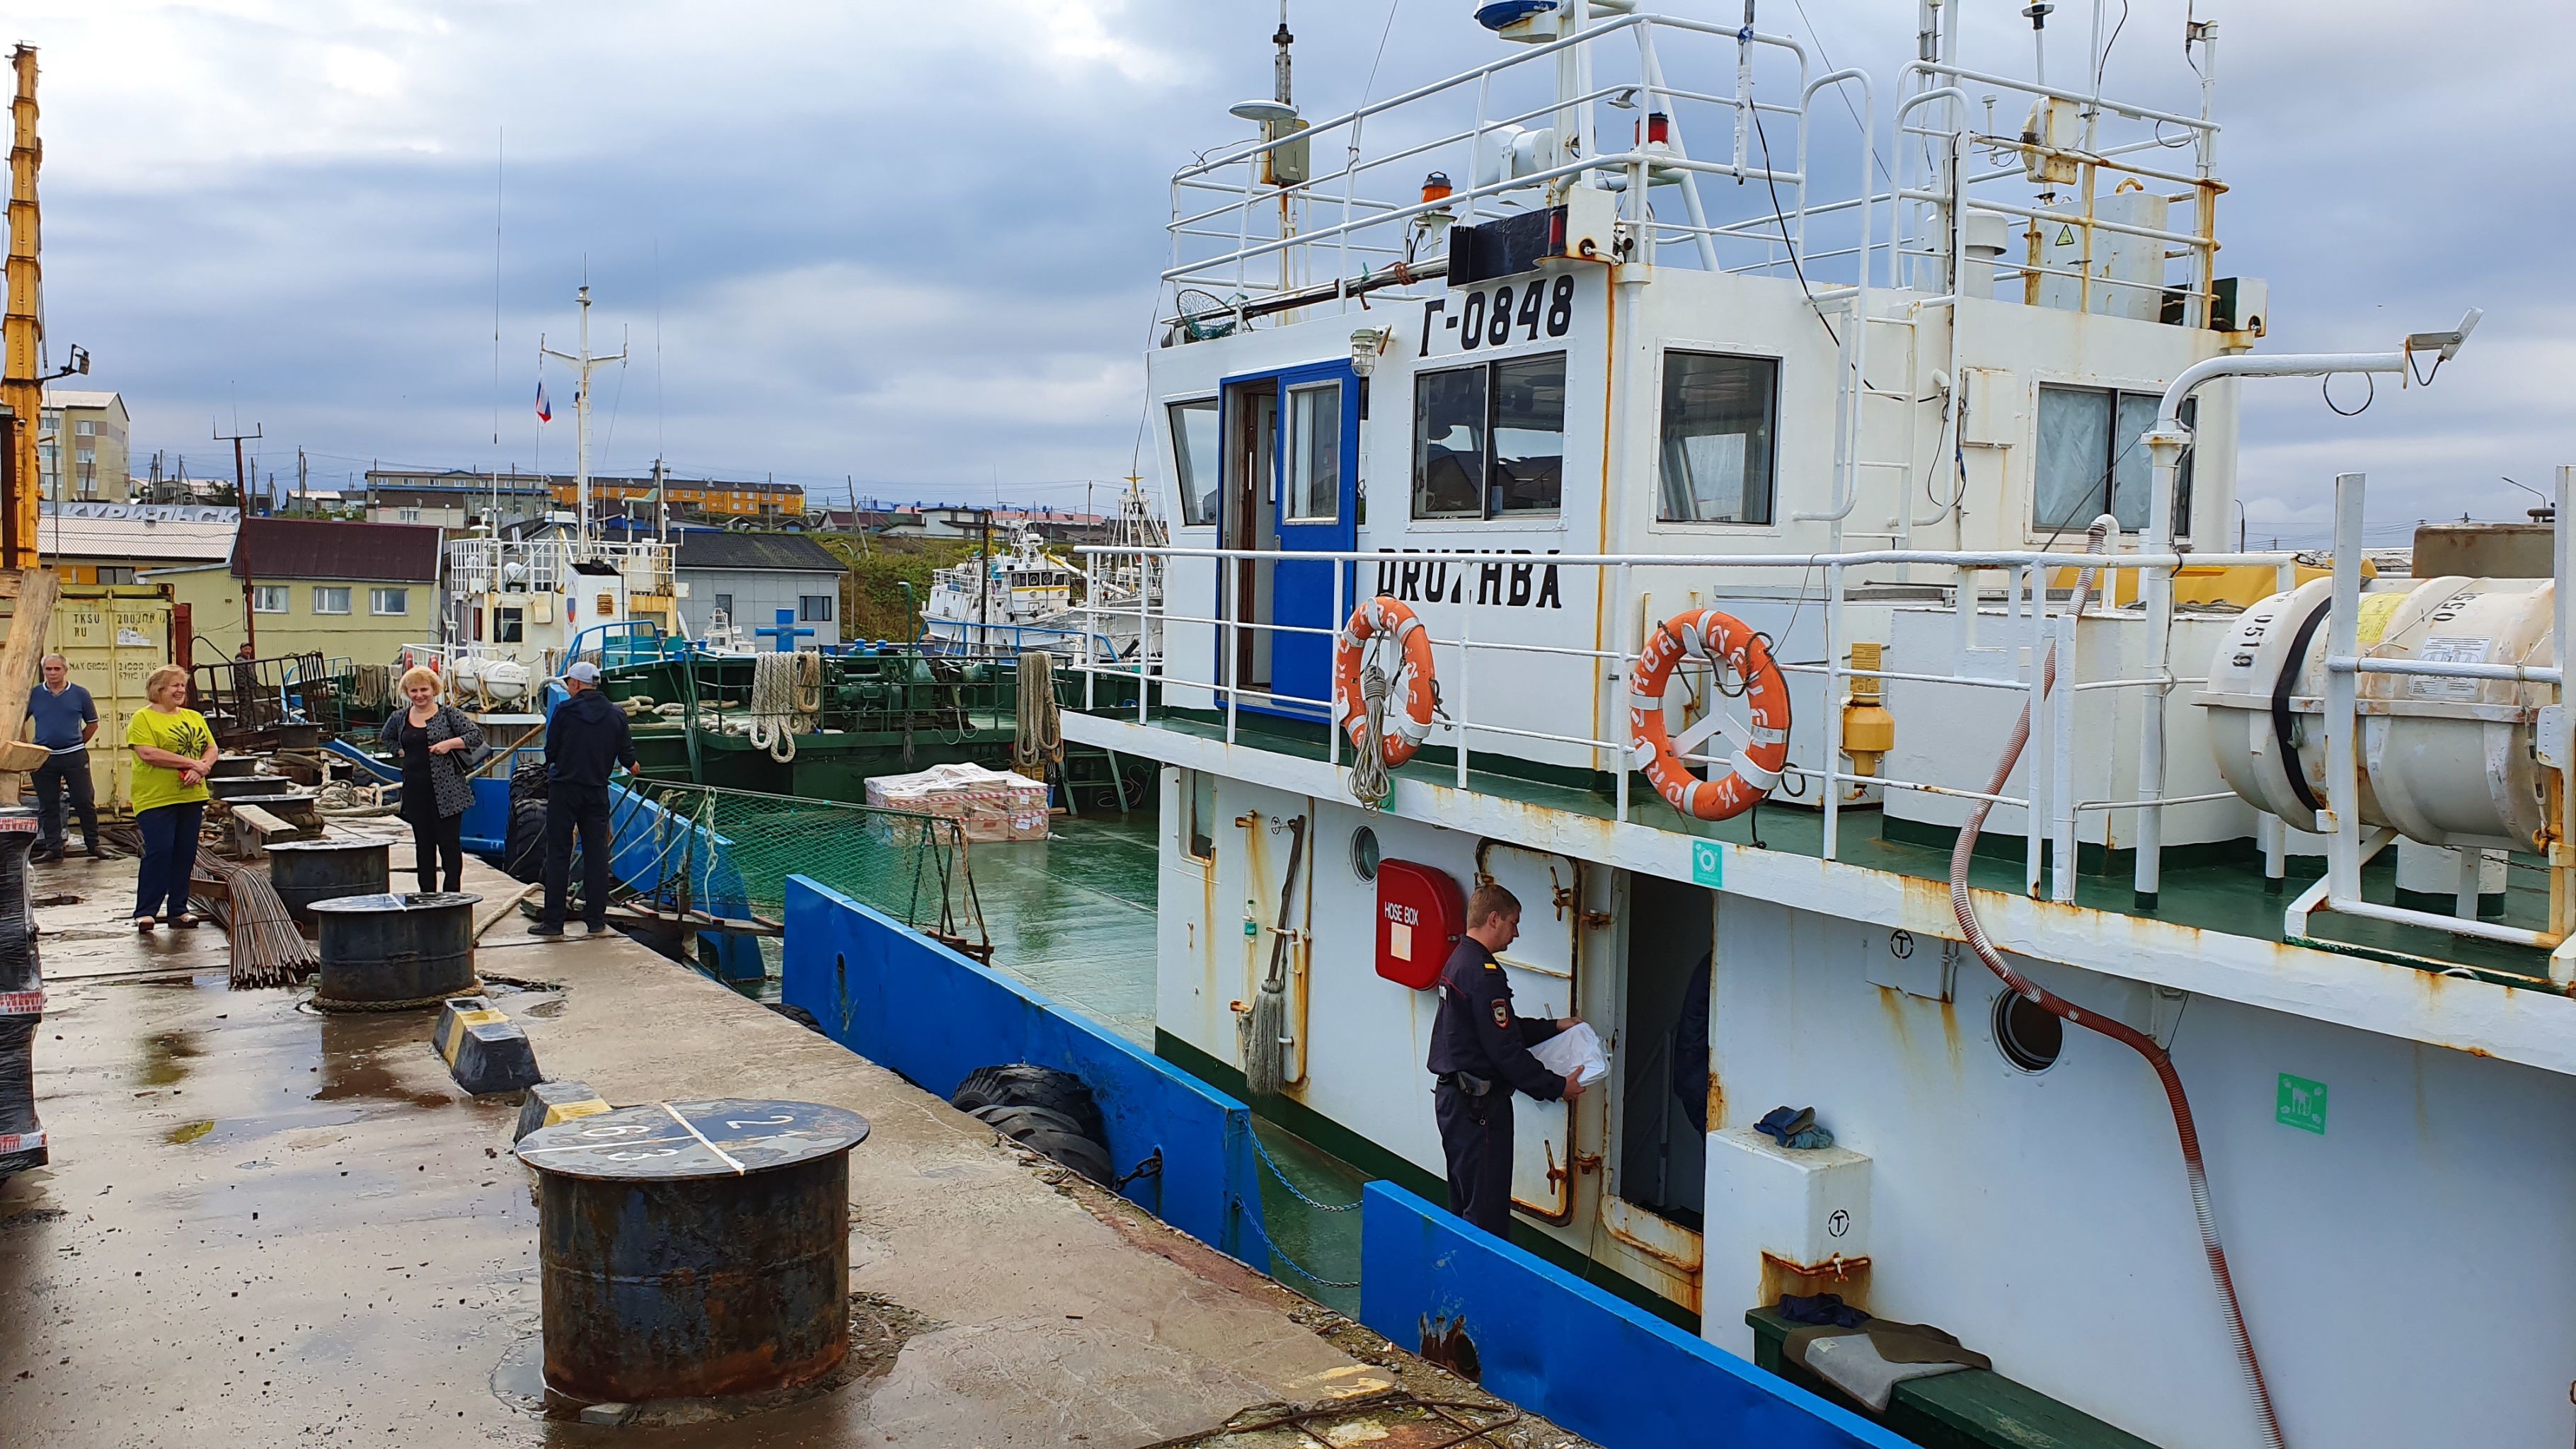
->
[540,285,626,548]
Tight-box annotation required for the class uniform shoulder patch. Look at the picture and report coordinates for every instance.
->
[1482,959,1500,970]
[1490,999,1511,1031]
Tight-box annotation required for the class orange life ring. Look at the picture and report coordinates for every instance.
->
[1335,596,1439,768]
[1628,609,1790,821]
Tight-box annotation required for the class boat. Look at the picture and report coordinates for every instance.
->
[920,479,1168,663]
[1029,5,2553,1447]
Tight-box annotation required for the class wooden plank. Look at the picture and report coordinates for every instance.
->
[229,803,291,835]
[0,564,62,799]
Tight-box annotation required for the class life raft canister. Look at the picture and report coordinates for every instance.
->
[1628,609,1790,821]
[1335,596,1439,768]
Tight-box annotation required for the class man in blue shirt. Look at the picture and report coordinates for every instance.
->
[25,653,100,862]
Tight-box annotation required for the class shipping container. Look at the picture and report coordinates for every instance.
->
[0,585,175,815]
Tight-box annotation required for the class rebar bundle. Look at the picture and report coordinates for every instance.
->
[110,818,323,991]
[191,851,319,990]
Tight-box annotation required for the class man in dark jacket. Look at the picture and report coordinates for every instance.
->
[1425,882,1583,1236]
[533,661,636,937]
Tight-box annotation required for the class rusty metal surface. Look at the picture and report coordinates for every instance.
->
[309,890,480,1007]
[263,838,391,927]
[519,1099,868,1403]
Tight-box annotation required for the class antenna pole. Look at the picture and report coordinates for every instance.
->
[541,284,626,549]
[215,418,263,515]
[1273,1,1293,107]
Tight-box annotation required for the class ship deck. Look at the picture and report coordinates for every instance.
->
[1105,710,2560,988]
[0,847,1547,1447]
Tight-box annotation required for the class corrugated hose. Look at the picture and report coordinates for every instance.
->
[1946,512,2289,1449]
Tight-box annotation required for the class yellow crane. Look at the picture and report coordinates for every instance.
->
[0,43,67,781]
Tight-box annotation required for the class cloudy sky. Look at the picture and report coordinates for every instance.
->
[18,0,2573,538]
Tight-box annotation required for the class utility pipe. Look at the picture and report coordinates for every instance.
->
[2129,316,2483,908]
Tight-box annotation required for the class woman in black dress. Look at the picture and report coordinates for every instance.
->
[379,666,485,893]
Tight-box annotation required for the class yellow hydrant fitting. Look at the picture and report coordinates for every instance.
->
[1841,641,1895,779]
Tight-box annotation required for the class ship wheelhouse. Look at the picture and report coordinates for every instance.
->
[1048,6,2560,1449]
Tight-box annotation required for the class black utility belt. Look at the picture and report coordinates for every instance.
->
[1435,1071,1495,1097]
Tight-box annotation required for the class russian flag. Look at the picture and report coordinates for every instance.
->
[535,381,553,423]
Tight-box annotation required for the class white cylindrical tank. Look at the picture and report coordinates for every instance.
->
[2200,575,2557,850]
[483,660,531,704]
[449,654,486,704]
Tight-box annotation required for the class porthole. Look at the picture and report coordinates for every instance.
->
[1991,989,2064,1074]
[1350,825,1381,882]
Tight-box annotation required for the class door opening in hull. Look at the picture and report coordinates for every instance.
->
[1618,873,1715,1228]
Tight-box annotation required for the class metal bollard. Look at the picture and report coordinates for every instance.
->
[515,1099,869,1402]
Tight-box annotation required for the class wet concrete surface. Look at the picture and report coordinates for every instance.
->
[0,847,1580,1448]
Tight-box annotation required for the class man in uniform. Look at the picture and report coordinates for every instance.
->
[1425,882,1582,1235]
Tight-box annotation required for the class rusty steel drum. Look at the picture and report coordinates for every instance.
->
[264,838,391,927]
[515,1099,869,1403]
[309,891,481,1009]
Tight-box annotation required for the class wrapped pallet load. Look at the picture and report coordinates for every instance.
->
[866,763,1051,844]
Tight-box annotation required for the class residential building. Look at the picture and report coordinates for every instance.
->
[362,468,555,527]
[40,390,132,503]
[882,503,1112,543]
[364,466,804,527]
[149,517,442,664]
[672,531,844,646]
[573,474,803,522]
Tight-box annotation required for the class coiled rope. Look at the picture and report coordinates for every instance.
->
[1347,661,1394,811]
[1947,514,2288,1449]
[1012,651,1063,784]
[747,651,823,763]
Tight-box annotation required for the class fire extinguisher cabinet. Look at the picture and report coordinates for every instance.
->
[1375,860,1466,990]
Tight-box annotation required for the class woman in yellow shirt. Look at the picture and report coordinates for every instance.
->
[126,665,219,931]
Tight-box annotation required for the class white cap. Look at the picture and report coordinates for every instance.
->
[565,661,601,684]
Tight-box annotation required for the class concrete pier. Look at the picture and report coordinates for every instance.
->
[0,847,1574,1447]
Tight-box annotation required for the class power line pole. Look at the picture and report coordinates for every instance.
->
[539,285,626,548]
[214,418,261,514]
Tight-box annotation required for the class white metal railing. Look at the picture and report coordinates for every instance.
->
[1079,514,2576,971]
[445,536,675,597]
[1076,540,2313,911]
[1163,8,2224,333]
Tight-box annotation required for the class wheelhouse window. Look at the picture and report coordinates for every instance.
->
[494,607,524,643]
[1412,353,1566,520]
[1284,381,1341,522]
[1168,399,1221,527]
[1657,351,1780,524]
[2033,385,2196,534]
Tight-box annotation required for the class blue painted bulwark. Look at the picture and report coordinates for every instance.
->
[1357,1183,1912,1449]
[780,876,1267,1266]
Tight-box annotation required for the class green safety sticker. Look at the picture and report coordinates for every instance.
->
[2276,1073,2328,1135]
[1690,840,1725,890]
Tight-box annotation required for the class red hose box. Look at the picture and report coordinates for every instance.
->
[1376,860,1465,990]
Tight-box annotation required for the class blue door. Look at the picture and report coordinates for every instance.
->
[1219,360,1359,722]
